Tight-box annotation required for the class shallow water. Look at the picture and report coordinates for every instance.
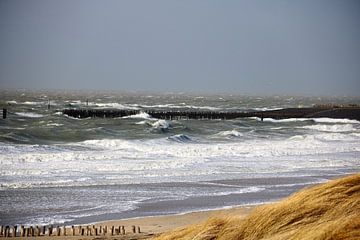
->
[0,90,359,225]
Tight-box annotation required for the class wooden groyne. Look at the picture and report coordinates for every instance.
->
[0,224,142,238]
[62,107,360,121]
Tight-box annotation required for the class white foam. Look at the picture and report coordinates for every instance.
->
[252,117,311,123]
[1,129,359,189]
[216,130,243,138]
[252,117,360,124]
[312,118,360,124]
[6,100,17,104]
[46,123,63,127]
[122,112,154,120]
[22,101,44,105]
[208,187,265,197]
[15,112,44,118]
[302,124,356,132]
[251,107,283,111]
[92,102,140,110]
[152,120,170,129]
[137,103,222,111]
[135,120,149,125]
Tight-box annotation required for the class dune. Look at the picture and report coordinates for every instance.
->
[156,174,360,240]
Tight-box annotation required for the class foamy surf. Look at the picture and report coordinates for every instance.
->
[15,112,44,118]
[1,91,359,226]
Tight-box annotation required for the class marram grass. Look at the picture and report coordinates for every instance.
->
[156,174,360,240]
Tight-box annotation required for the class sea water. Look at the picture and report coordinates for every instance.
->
[0,90,359,226]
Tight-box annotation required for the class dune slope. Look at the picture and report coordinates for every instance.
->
[156,174,360,240]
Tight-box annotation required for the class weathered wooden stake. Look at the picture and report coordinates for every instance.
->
[57,226,60,236]
[49,225,53,236]
[42,226,46,235]
[132,225,136,233]
[72,226,75,236]
[20,226,24,237]
[4,226,9,237]
[63,226,66,236]
[3,109,7,119]
[121,225,125,235]
[95,227,98,236]
[104,226,108,235]
[13,226,17,237]
[111,226,114,236]
[37,226,41,236]
[137,226,141,233]
[78,226,82,235]
[81,228,85,236]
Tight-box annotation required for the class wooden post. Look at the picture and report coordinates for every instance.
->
[63,226,66,236]
[3,109,7,119]
[42,226,46,235]
[4,226,9,237]
[49,225,53,236]
[99,225,102,234]
[104,226,108,235]
[121,225,125,235]
[48,100,51,109]
[72,226,75,236]
[20,226,25,237]
[12,226,17,237]
[78,226,82,235]
[57,226,60,236]
[95,227,98,236]
[137,226,141,233]
[25,227,29,237]
[37,226,41,236]
[132,225,136,233]
[111,226,114,236]
[81,228,85,236]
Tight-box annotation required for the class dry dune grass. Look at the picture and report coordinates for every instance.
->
[156,174,360,240]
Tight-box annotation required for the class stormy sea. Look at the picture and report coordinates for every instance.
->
[0,90,359,226]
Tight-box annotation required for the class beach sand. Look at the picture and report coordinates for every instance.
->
[0,205,255,239]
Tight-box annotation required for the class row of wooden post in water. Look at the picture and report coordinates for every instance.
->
[62,106,360,121]
[0,224,141,237]
[63,108,258,120]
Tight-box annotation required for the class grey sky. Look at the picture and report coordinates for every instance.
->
[0,0,359,95]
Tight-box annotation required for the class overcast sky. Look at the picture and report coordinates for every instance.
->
[0,0,359,95]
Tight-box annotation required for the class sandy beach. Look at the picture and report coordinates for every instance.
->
[0,205,255,239]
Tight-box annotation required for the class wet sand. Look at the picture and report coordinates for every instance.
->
[0,205,255,239]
